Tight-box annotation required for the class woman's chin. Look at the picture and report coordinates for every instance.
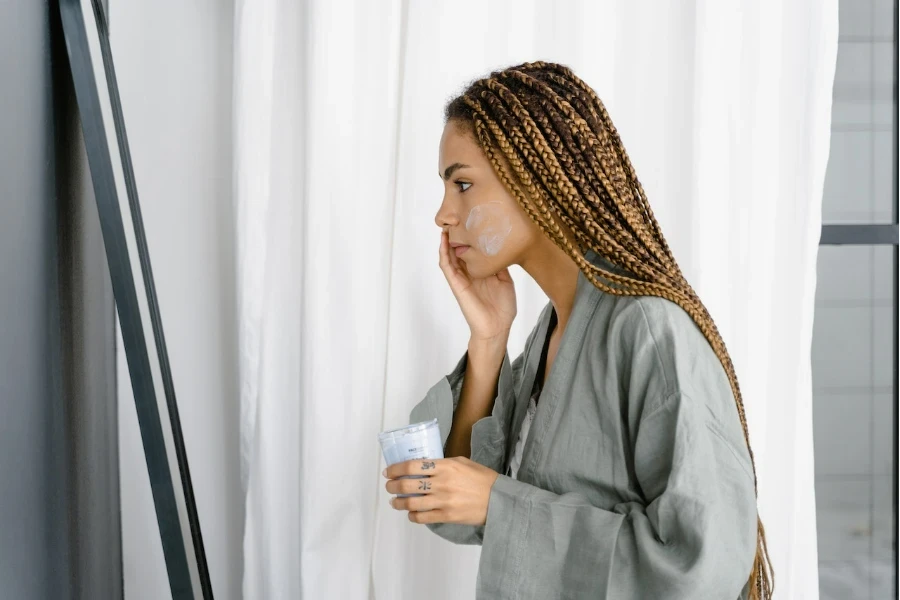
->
[464,256,502,279]
[461,258,485,279]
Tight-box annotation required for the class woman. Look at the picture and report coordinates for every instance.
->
[383,61,773,599]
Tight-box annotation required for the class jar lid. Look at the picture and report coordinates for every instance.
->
[377,418,438,441]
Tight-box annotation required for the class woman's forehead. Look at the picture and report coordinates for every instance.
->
[439,125,482,168]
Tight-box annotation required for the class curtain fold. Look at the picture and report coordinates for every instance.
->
[234,1,837,597]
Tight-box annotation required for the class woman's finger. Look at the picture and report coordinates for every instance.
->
[445,234,471,282]
[495,267,513,283]
[438,230,457,277]
[448,234,463,272]
[385,475,435,496]
[438,232,471,293]
[408,508,447,524]
[385,458,443,480]
[438,230,451,269]
[390,493,440,513]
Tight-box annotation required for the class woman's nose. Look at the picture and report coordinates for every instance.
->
[434,197,460,229]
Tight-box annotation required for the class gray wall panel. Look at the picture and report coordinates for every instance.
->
[0,1,69,598]
[0,1,120,598]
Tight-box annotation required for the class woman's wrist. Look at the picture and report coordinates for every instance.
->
[467,334,509,363]
[466,336,508,389]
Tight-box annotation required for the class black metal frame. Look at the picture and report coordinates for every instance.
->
[893,5,898,597]
[57,0,212,597]
[891,0,900,595]
[819,224,899,245]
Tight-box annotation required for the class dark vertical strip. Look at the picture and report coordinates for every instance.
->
[46,1,73,597]
[58,1,194,597]
[87,0,213,596]
[51,0,124,596]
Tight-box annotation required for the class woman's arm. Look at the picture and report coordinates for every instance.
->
[444,337,508,458]
[473,389,757,599]
[407,230,519,542]
[408,347,526,546]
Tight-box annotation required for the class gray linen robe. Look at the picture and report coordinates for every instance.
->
[409,251,757,599]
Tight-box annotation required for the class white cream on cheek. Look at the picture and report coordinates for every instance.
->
[465,201,513,256]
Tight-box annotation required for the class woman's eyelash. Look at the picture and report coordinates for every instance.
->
[454,180,472,193]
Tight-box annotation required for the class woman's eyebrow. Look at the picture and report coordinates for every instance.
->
[439,163,472,181]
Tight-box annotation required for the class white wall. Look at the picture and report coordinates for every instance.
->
[110,2,241,598]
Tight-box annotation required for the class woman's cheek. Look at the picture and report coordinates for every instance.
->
[465,201,513,257]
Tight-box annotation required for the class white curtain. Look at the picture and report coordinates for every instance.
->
[233,1,838,598]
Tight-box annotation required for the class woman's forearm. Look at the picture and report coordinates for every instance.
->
[444,337,508,459]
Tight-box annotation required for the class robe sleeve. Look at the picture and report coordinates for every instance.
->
[408,349,525,546]
[475,390,757,599]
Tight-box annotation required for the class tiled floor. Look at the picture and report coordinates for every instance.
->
[817,476,896,599]
[819,559,894,599]
[819,559,895,599]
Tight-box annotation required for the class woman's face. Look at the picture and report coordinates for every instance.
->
[435,121,542,279]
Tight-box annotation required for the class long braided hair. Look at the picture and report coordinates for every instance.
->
[444,61,773,599]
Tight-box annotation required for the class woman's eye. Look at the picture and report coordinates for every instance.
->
[455,181,472,193]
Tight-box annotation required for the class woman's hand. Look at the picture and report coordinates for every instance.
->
[384,457,500,526]
[439,230,516,343]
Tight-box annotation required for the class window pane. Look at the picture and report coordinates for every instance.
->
[828,0,896,224]
[813,245,897,600]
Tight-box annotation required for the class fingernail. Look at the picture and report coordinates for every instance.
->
[388,497,393,507]
[382,469,386,477]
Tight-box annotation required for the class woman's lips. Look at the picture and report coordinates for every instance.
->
[450,243,471,257]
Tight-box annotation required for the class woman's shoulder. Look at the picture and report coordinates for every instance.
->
[578,252,709,346]
[585,290,707,355]
[607,293,704,343]
[582,282,732,406]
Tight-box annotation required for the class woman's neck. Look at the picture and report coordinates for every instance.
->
[518,237,580,329]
